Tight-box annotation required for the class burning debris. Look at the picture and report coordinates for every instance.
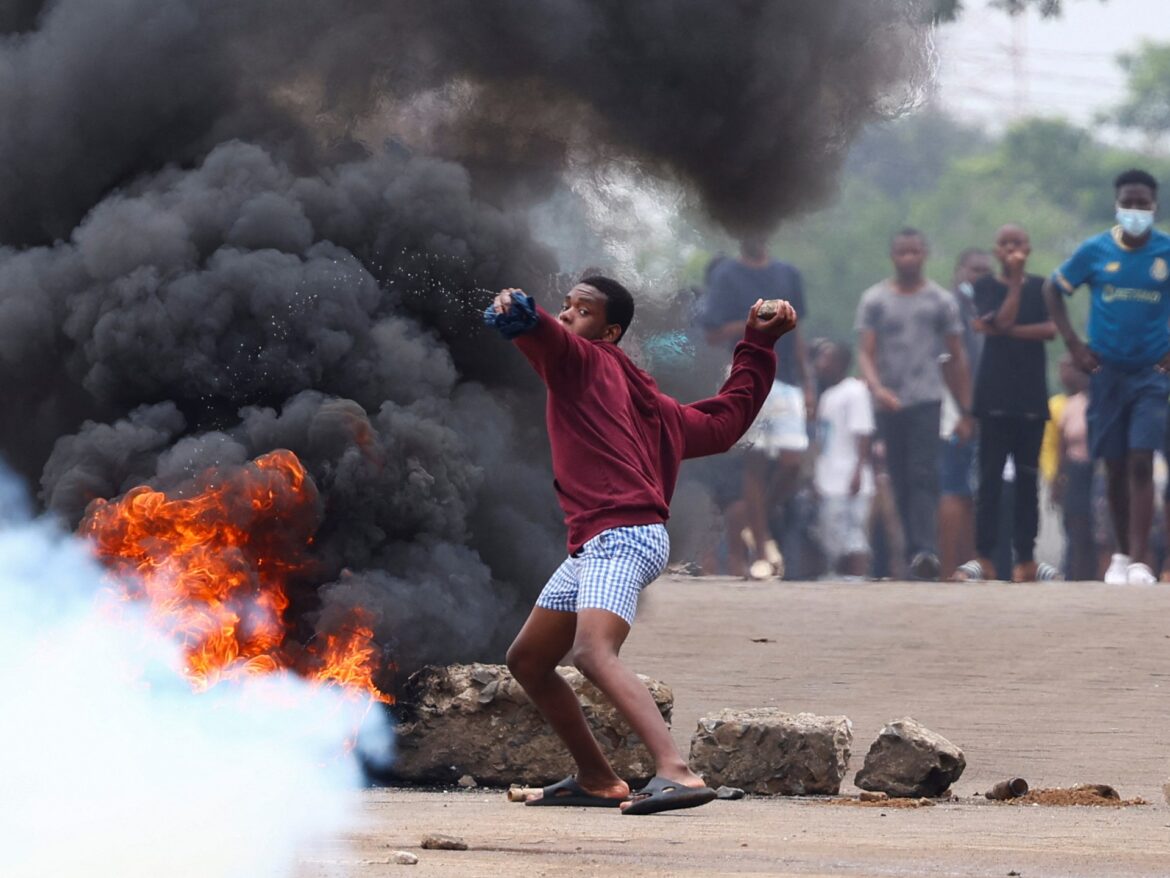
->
[80,449,389,701]
[0,465,386,878]
[0,1,938,684]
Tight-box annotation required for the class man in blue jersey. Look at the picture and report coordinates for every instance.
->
[1044,169,1170,585]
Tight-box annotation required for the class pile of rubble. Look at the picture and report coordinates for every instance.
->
[389,663,967,798]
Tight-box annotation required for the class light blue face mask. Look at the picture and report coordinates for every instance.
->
[1116,205,1156,237]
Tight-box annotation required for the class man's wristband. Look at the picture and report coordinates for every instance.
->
[482,291,538,339]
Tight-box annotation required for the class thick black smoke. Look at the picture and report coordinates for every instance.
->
[1,1,932,680]
[388,2,934,234]
[29,142,562,673]
[0,0,43,33]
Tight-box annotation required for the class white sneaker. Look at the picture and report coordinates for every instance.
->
[1127,562,1157,585]
[1104,553,1131,585]
[748,559,775,580]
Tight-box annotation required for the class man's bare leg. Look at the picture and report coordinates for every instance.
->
[743,451,779,573]
[1105,458,1130,556]
[723,500,750,577]
[567,609,706,812]
[744,451,800,574]
[506,608,629,801]
[842,551,870,578]
[938,494,974,579]
[774,451,804,509]
[1128,450,1155,564]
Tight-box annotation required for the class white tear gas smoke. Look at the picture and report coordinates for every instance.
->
[0,1,935,679]
[0,467,391,878]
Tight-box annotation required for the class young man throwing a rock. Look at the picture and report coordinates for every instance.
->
[486,276,794,814]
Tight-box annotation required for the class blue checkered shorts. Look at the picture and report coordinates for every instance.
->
[536,524,670,625]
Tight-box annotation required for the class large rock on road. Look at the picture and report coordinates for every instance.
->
[854,717,966,797]
[391,662,671,787]
[688,709,853,795]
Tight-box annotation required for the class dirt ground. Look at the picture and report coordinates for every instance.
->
[298,577,1170,877]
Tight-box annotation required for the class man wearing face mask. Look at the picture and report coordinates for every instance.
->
[1044,169,1170,585]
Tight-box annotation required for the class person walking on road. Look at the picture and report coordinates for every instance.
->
[1044,169,1170,585]
[856,228,974,580]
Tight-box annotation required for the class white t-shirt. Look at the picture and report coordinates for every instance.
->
[814,377,876,496]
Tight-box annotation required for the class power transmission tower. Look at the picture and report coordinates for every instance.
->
[1008,12,1030,117]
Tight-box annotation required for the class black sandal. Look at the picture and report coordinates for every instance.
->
[524,776,626,808]
[621,776,717,816]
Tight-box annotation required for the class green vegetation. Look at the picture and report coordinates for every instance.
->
[1110,41,1170,144]
[932,0,1087,22]
[688,98,1170,346]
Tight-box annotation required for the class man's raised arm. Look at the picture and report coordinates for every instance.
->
[485,288,594,386]
[681,300,795,459]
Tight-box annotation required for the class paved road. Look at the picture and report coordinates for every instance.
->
[299,577,1170,878]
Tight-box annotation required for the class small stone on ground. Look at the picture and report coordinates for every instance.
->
[391,851,419,865]
[715,785,746,800]
[421,834,468,850]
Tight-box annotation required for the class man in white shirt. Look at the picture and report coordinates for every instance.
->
[813,340,876,578]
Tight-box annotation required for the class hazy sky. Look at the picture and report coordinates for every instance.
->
[937,0,1170,128]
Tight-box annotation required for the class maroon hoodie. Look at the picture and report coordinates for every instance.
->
[514,307,778,553]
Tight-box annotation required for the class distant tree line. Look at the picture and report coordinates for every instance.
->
[691,36,1170,367]
[932,0,1089,21]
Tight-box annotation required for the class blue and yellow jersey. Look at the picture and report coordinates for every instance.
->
[1053,226,1170,370]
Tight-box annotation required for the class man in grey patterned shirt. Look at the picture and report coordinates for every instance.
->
[855,228,974,580]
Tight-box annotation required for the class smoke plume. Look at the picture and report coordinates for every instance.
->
[0,1,933,680]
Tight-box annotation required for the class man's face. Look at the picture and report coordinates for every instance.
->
[558,284,620,342]
[1117,182,1156,212]
[891,235,927,278]
[956,252,992,288]
[813,344,846,386]
[740,236,768,263]
[994,225,1031,269]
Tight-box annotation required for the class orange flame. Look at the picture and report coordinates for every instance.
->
[79,450,391,703]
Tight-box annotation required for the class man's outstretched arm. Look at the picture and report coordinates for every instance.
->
[486,288,594,386]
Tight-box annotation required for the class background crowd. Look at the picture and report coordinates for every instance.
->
[682,168,1170,583]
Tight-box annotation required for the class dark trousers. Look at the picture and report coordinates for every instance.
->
[1062,460,1096,581]
[876,401,941,560]
[975,415,1045,564]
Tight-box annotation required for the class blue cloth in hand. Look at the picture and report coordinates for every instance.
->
[483,290,538,339]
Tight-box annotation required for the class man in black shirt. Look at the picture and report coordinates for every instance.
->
[955,224,1056,581]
